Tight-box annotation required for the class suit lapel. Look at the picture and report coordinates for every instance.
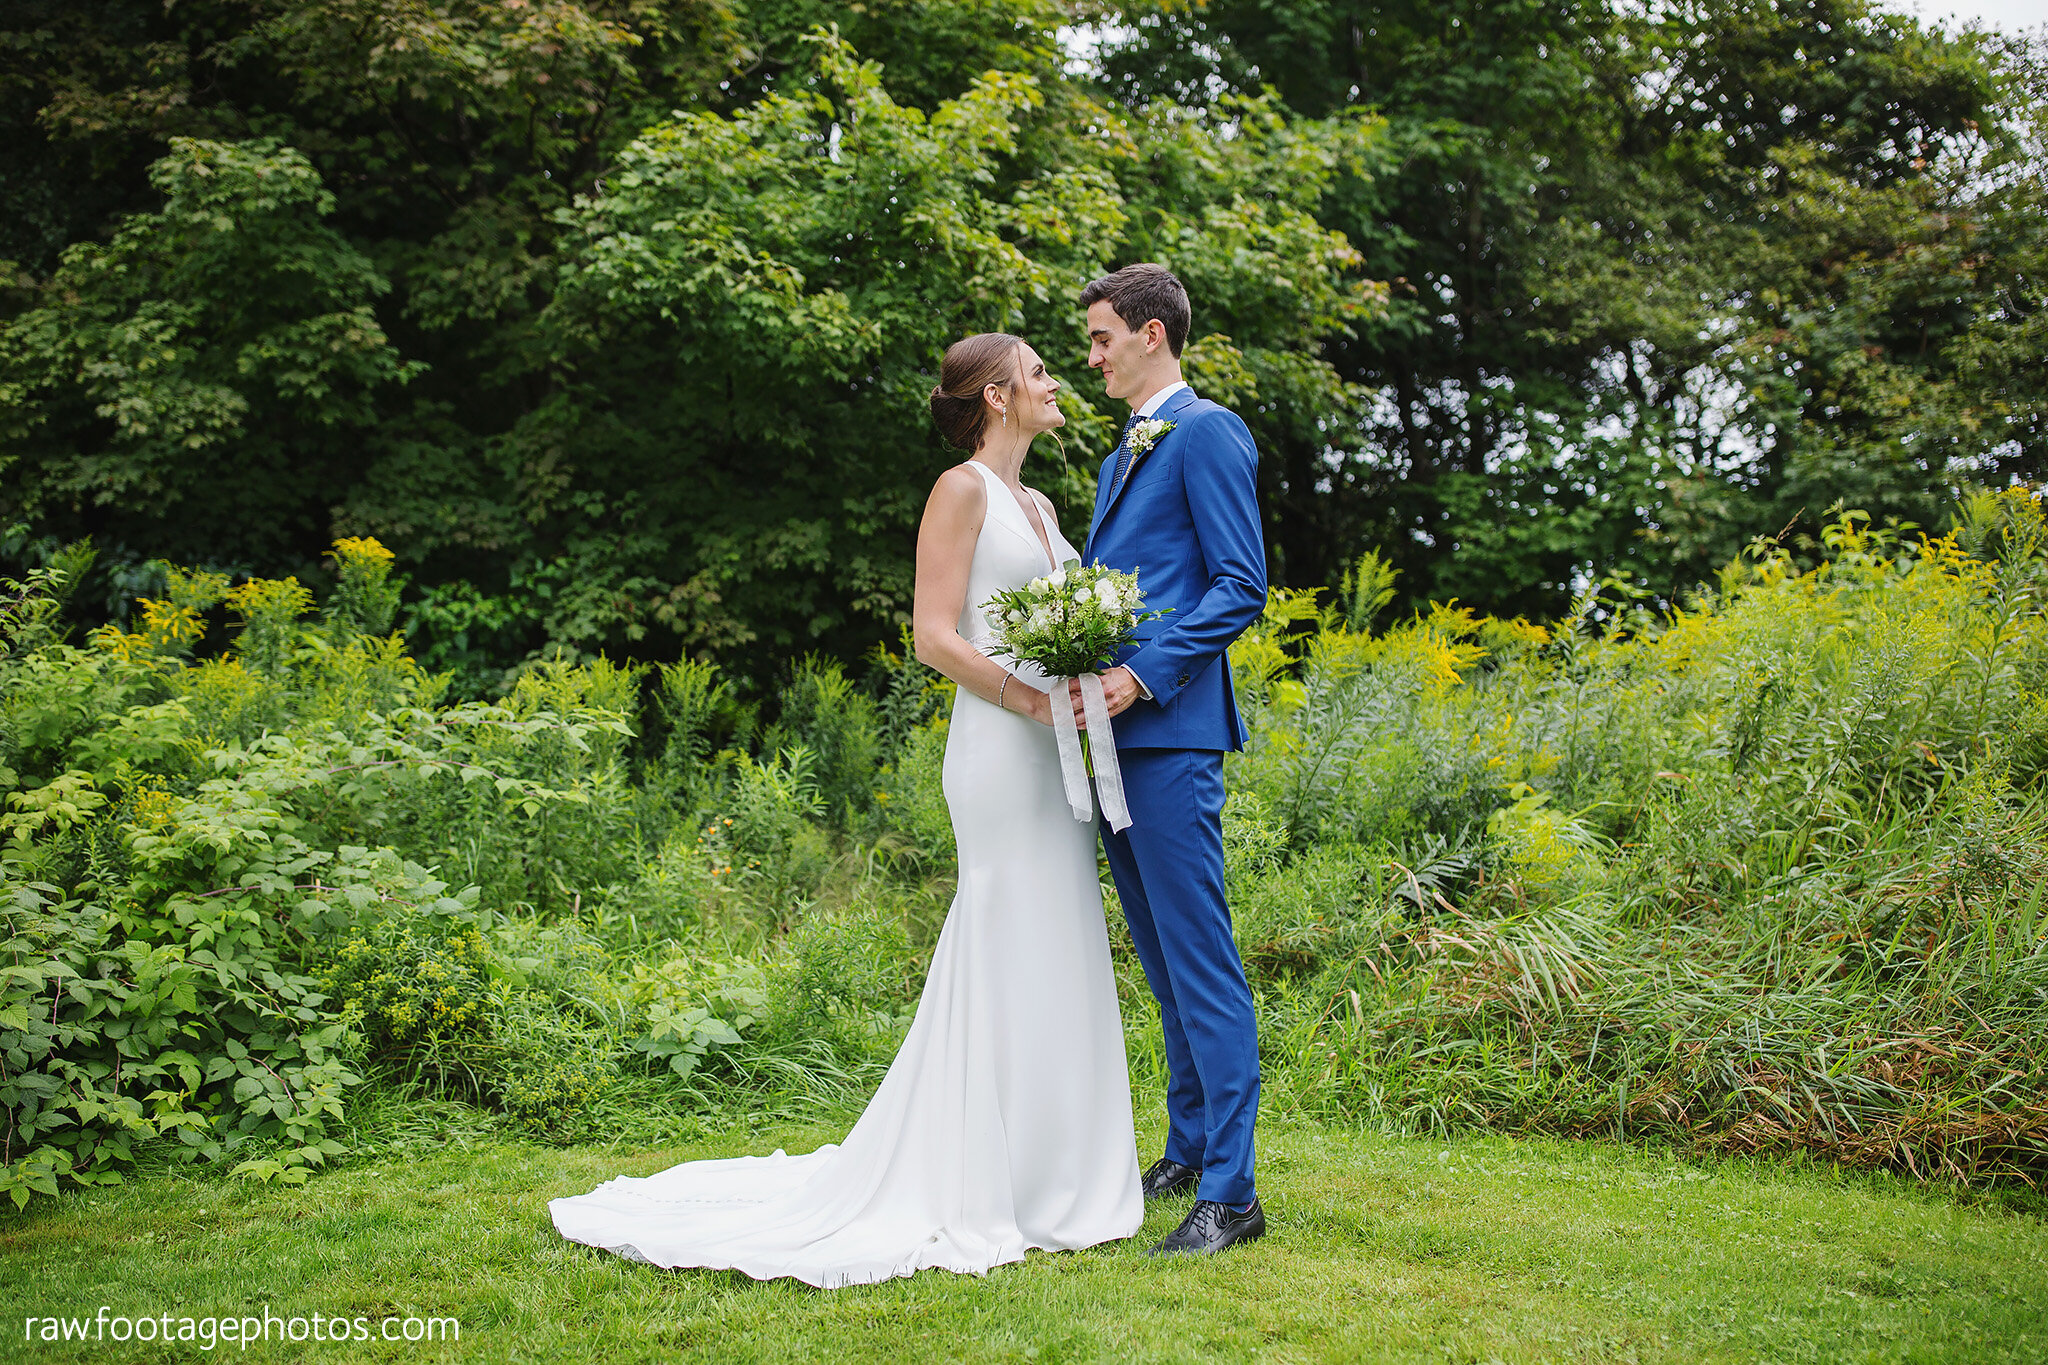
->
[1088,386,1198,552]
[1086,430,1121,553]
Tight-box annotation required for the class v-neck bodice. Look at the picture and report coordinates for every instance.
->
[971,459,1057,570]
[955,460,1078,655]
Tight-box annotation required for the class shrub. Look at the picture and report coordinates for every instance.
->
[0,544,666,1202]
[871,713,955,873]
[325,921,496,1070]
[760,656,883,829]
[769,901,924,1063]
[1243,496,2048,1187]
[650,656,750,801]
[623,954,768,1080]
[326,536,400,638]
[6,497,2045,1207]
[696,746,835,924]
[491,987,621,1139]
[224,576,315,677]
[864,627,951,762]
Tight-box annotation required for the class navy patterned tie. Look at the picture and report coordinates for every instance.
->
[1113,412,1141,488]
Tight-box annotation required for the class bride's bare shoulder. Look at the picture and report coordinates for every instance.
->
[925,462,988,515]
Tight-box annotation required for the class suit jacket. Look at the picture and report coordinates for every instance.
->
[1084,385,1267,752]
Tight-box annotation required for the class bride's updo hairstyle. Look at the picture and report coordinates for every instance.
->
[929,332,1025,451]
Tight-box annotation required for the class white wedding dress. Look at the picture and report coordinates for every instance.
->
[550,459,1142,1287]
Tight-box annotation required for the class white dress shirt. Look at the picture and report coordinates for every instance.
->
[1117,380,1189,700]
[1135,380,1188,418]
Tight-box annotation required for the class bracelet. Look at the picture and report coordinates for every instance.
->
[997,675,1010,711]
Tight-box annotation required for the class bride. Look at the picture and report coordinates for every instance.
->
[548,332,1144,1287]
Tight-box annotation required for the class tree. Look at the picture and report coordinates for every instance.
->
[1093,0,2039,613]
[0,139,416,566]
[516,33,1383,664]
[2,0,2039,683]
[0,3,1382,685]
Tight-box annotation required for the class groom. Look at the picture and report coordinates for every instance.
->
[1077,264,1269,1256]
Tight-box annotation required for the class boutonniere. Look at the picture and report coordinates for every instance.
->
[1125,419,1176,460]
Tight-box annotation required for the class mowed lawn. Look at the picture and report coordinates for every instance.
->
[5,1112,2044,1365]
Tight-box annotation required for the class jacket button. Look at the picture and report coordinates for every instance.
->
[1176,672,1190,687]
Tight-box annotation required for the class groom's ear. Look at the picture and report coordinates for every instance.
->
[1141,319,1167,354]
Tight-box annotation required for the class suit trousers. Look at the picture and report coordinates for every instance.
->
[1100,745,1259,1205]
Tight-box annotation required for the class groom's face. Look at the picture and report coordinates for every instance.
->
[1086,300,1156,403]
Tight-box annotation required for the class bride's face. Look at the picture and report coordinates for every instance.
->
[995,345,1064,436]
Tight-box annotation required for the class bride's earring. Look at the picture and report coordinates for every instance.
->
[1000,407,1007,427]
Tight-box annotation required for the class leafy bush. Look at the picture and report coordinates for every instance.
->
[871,714,956,874]
[622,954,768,1080]
[1240,492,2048,1187]
[326,537,401,638]
[489,987,621,1139]
[325,920,495,1070]
[0,860,366,1204]
[0,542,698,1203]
[5,493,2045,1209]
[695,747,835,925]
[769,901,924,1064]
[760,657,883,830]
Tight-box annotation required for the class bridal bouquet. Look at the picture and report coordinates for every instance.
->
[979,561,1168,833]
[979,560,1165,679]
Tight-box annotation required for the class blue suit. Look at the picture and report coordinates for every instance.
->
[1084,385,1266,1205]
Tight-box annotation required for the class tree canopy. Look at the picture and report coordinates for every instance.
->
[2,0,2041,689]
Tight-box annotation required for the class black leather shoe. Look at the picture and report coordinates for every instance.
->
[1146,1197,1266,1256]
[1140,1158,1200,1201]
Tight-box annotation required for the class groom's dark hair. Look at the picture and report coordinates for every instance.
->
[1080,264,1191,357]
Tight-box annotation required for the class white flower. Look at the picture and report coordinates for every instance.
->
[1072,590,1089,605]
[1048,568,1067,589]
[1027,576,1047,594]
[1126,418,1177,459]
[1094,580,1119,610]
[1007,609,1024,624]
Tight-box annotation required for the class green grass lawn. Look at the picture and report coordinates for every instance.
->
[5,1110,2044,1365]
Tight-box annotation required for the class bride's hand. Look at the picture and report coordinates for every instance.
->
[1005,680,1059,727]
[1020,682,1058,727]
[1002,679,1085,728]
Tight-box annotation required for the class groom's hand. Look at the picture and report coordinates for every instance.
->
[1099,665,1143,717]
[1067,668,1143,728]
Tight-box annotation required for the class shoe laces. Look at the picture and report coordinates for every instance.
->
[1184,1199,1232,1235]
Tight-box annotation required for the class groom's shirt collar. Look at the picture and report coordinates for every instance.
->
[1133,380,1188,419]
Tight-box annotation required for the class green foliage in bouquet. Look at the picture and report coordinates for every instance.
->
[979,560,1168,679]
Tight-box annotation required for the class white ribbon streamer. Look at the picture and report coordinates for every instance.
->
[1048,672,1095,823]
[1048,674,1130,832]
[966,631,1131,832]
[1077,673,1131,832]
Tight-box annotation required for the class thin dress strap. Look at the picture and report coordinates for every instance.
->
[966,460,1054,570]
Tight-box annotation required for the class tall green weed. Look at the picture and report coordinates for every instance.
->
[1236,492,2048,1186]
